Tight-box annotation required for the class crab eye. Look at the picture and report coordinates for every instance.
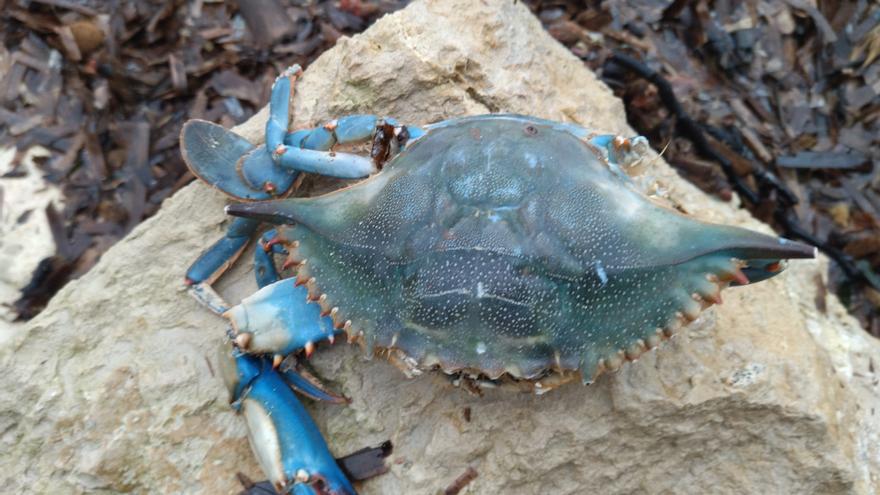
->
[523,124,538,136]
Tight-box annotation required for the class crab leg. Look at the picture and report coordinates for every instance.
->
[181,108,378,313]
[285,115,385,149]
[183,63,423,200]
[185,223,288,314]
[182,67,426,492]
[184,68,421,310]
[265,69,370,179]
[548,121,651,176]
[265,67,423,178]
[254,229,288,288]
[182,115,403,312]
[219,351,356,495]
[585,133,651,170]
[291,115,424,148]
[185,217,261,314]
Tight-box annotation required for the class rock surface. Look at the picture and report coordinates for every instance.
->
[2,0,879,493]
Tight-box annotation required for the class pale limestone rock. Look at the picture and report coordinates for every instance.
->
[2,0,878,493]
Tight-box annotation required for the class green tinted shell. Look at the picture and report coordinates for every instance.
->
[230,115,814,385]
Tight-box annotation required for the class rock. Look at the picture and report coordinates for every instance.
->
[2,0,879,493]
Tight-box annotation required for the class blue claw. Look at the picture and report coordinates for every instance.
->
[225,278,338,357]
[220,351,356,495]
[279,362,349,404]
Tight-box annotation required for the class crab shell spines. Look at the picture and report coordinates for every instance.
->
[228,115,814,386]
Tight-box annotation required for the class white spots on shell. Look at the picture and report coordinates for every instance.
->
[525,152,539,169]
[612,193,644,221]
[281,117,746,379]
[595,260,608,286]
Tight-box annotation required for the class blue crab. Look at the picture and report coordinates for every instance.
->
[180,65,815,494]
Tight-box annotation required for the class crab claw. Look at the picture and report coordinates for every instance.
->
[225,278,339,357]
[278,358,349,405]
[218,350,356,495]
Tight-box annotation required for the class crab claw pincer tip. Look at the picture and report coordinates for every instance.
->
[234,332,252,350]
